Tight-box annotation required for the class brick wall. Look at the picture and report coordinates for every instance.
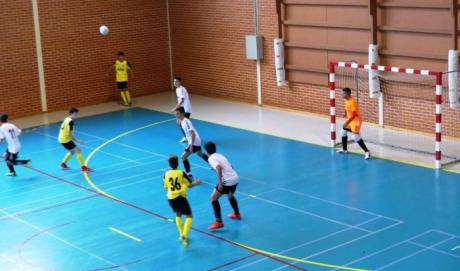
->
[169,0,258,103]
[38,0,171,112]
[1,2,42,118]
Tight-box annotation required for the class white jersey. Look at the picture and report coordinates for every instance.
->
[181,118,201,146]
[176,86,192,114]
[208,153,239,186]
[0,123,22,153]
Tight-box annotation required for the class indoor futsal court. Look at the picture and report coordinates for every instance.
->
[2,1,460,271]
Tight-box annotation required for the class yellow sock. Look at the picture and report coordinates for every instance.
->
[183,217,192,238]
[76,153,85,166]
[62,152,72,163]
[175,217,183,237]
[124,90,131,103]
[120,92,128,105]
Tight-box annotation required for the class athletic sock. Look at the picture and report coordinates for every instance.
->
[183,217,192,238]
[120,91,128,105]
[76,153,85,166]
[229,197,240,215]
[212,200,222,222]
[342,136,348,151]
[125,90,131,103]
[175,217,183,237]
[6,163,15,173]
[357,139,369,152]
[183,159,191,173]
[63,152,73,163]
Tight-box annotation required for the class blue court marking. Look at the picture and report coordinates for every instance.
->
[0,107,458,271]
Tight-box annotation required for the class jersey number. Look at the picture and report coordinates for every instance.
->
[168,177,182,191]
[8,129,16,139]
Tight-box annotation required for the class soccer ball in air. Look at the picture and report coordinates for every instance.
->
[99,25,109,36]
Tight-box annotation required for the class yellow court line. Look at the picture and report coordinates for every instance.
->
[235,242,370,271]
[83,116,370,271]
[109,227,142,242]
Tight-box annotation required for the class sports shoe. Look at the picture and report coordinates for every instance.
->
[228,213,241,220]
[208,221,224,230]
[181,236,189,248]
[5,172,16,177]
[24,160,32,167]
[179,137,187,143]
[60,163,71,170]
[337,149,349,154]
[81,166,93,173]
[364,152,371,160]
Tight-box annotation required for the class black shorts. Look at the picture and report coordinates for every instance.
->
[184,145,202,153]
[184,113,191,119]
[117,81,128,90]
[4,150,18,161]
[216,184,238,195]
[61,141,77,150]
[168,196,192,215]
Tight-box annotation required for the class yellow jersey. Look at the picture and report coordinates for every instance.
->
[58,117,74,143]
[163,169,192,200]
[115,60,131,82]
[345,97,362,133]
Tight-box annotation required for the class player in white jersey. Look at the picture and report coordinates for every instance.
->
[204,141,241,230]
[0,114,31,177]
[175,107,208,180]
[171,76,192,143]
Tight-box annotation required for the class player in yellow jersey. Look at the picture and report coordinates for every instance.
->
[164,155,202,247]
[58,108,93,172]
[337,88,371,159]
[112,51,133,106]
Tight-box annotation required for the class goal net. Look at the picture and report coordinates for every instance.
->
[329,61,460,169]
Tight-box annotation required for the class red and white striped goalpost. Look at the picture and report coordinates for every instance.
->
[328,61,443,169]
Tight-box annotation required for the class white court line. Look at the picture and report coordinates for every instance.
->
[230,216,381,271]
[0,209,126,271]
[245,188,280,199]
[408,241,460,259]
[272,221,403,271]
[251,196,372,233]
[268,186,402,223]
[0,157,164,201]
[374,236,455,270]
[431,229,459,238]
[452,244,460,251]
[329,229,438,271]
